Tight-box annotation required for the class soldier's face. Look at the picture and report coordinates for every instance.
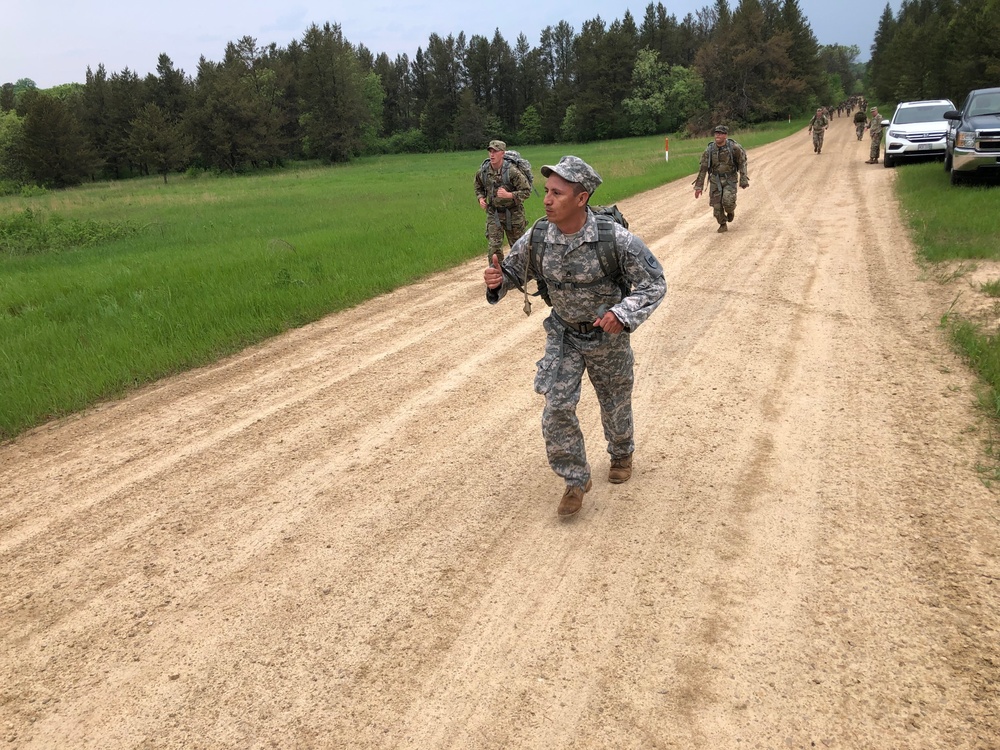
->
[713,132,727,147]
[543,173,588,229]
[488,149,503,169]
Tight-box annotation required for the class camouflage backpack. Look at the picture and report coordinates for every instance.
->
[480,150,537,197]
[525,205,630,308]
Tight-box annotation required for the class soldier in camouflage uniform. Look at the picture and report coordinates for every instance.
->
[853,108,867,140]
[483,156,666,518]
[475,140,532,263]
[693,125,750,233]
[866,107,884,163]
[808,107,829,153]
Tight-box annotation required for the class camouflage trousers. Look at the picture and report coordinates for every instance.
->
[856,122,865,140]
[534,315,635,488]
[812,130,825,151]
[870,131,883,161]
[485,205,527,262]
[708,175,738,225]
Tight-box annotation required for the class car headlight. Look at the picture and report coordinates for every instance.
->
[956,131,977,148]
[888,130,905,139]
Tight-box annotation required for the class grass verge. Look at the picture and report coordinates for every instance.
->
[894,159,1000,482]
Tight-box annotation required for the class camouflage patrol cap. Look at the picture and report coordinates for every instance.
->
[540,155,603,195]
[870,106,877,112]
[713,125,729,134]
[487,139,506,151]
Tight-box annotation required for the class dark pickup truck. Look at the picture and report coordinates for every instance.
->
[944,86,1000,184]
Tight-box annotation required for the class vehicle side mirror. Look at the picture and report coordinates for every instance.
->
[943,110,961,120]
[881,119,890,127]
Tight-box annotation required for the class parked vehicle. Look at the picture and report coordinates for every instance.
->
[882,99,955,168]
[944,87,1000,184]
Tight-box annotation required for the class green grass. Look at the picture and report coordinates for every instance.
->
[894,161,1000,261]
[893,160,1000,460]
[0,124,806,440]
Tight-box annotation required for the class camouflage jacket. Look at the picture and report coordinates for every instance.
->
[808,114,829,131]
[868,116,885,138]
[693,139,749,191]
[487,210,666,332]
[475,161,531,210]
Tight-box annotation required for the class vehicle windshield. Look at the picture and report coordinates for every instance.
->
[892,105,953,124]
[968,96,1000,116]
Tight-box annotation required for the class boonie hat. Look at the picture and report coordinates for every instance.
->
[487,139,506,151]
[540,155,602,195]
[713,125,728,134]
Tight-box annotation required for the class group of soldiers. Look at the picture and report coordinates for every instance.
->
[807,99,885,163]
[476,127,749,518]
[476,100,897,517]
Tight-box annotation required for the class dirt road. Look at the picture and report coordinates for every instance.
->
[2,121,999,749]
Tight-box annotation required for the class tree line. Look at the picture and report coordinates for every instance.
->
[868,0,1000,107]
[0,0,863,190]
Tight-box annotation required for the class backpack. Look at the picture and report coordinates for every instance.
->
[524,205,630,309]
[705,138,742,170]
[480,150,536,197]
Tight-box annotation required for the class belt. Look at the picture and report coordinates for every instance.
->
[552,311,598,334]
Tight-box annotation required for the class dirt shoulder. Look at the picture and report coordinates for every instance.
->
[2,120,998,749]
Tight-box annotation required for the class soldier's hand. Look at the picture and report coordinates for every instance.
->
[594,309,624,335]
[496,187,512,200]
[484,255,503,290]
[479,197,487,210]
[694,189,702,199]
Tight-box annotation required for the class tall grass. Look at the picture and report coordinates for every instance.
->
[0,125,805,440]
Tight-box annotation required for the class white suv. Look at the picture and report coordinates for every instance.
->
[883,99,956,168]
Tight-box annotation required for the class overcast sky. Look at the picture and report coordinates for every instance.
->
[4,0,892,89]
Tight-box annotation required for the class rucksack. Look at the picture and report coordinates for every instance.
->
[480,150,537,197]
[705,138,742,170]
[523,205,630,309]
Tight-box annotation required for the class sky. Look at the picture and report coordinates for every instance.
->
[4,0,892,89]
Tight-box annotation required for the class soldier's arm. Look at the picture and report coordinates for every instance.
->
[693,151,709,191]
[474,171,487,201]
[609,227,666,331]
[486,231,532,305]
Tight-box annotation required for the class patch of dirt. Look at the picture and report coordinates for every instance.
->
[2,121,999,748]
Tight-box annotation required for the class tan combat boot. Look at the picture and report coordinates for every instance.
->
[558,478,593,517]
[609,454,633,484]
[717,223,728,233]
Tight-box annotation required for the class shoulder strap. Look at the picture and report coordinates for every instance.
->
[593,214,618,280]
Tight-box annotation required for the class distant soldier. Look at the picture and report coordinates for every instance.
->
[865,107,884,164]
[808,108,830,154]
[475,140,532,263]
[693,125,750,233]
[853,108,867,140]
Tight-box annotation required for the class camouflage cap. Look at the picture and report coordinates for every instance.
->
[487,139,506,151]
[870,106,877,112]
[713,125,729,134]
[540,155,603,195]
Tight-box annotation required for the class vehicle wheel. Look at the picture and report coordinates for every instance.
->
[884,154,894,168]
